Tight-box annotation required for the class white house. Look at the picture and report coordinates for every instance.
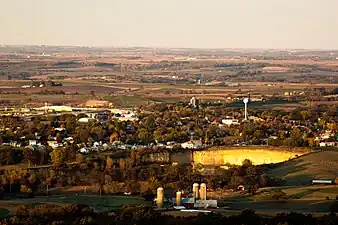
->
[181,140,203,149]
[78,117,95,123]
[29,140,37,146]
[222,119,240,126]
[319,141,337,147]
[47,140,58,149]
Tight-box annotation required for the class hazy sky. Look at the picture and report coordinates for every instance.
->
[1,0,338,49]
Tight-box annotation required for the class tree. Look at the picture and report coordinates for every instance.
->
[138,128,150,144]
[106,156,113,170]
[23,149,40,166]
[56,133,63,143]
[110,132,119,143]
[50,148,66,166]
[290,127,303,146]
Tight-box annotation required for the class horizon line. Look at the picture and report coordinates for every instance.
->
[1,44,338,52]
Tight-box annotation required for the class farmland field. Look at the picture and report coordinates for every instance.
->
[266,150,338,185]
[0,195,151,213]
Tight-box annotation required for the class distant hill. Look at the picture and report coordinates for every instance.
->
[267,151,338,186]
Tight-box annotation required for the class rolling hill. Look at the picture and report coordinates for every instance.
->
[267,150,338,186]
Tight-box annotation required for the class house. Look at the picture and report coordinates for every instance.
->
[78,117,95,123]
[85,100,110,108]
[64,137,74,144]
[319,141,337,147]
[248,116,264,122]
[10,141,21,147]
[80,147,90,154]
[222,119,240,126]
[237,184,250,191]
[181,140,202,149]
[54,127,66,132]
[47,140,58,149]
[29,140,37,146]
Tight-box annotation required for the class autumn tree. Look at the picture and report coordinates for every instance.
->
[50,148,66,166]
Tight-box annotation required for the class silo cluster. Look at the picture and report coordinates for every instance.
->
[156,183,207,208]
[193,183,207,200]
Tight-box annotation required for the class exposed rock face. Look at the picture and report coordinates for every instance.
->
[142,148,304,166]
[193,149,299,166]
[142,152,170,163]
[142,151,192,164]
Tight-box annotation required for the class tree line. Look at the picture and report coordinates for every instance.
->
[1,204,338,225]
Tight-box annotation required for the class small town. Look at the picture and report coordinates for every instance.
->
[1,1,338,224]
[1,96,338,153]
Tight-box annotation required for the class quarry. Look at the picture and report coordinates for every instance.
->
[142,147,308,166]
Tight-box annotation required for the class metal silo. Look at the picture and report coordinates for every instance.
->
[193,183,199,200]
[200,183,207,200]
[176,191,182,206]
[156,187,164,208]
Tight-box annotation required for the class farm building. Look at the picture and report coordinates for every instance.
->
[38,105,73,112]
[312,180,334,185]
[181,140,202,149]
[85,100,111,108]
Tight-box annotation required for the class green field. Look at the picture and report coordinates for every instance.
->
[0,195,151,213]
[266,150,338,185]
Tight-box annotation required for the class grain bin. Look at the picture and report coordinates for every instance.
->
[200,183,207,200]
[156,187,164,208]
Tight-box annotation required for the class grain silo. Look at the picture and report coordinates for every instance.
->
[156,187,164,208]
[193,183,199,200]
[200,183,207,200]
[176,191,182,206]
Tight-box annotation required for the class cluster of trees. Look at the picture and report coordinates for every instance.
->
[0,146,24,165]
[2,204,338,225]
[1,102,338,150]
[0,145,280,197]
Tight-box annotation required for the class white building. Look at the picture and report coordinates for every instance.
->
[181,140,202,149]
[78,117,95,123]
[319,141,337,147]
[222,119,240,126]
[189,97,199,108]
[29,140,37,146]
[38,105,73,112]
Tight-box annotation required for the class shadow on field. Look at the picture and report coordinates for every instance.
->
[288,188,320,199]
[266,151,337,186]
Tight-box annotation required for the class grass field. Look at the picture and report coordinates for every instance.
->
[0,195,151,213]
[266,150,338,185]
[214,185,338,216]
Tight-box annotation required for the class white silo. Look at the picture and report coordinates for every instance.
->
[200,183,207,200]
[156,187,164,208]
[176,191,182,206]
[193,183,199,200]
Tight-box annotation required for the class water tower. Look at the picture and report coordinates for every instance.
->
[243,98,249,121]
